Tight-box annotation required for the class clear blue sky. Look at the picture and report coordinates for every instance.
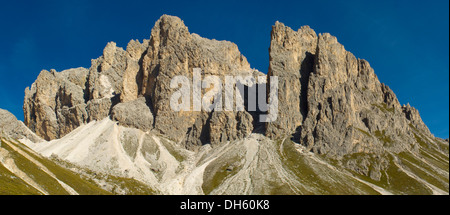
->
[0,0,448,138]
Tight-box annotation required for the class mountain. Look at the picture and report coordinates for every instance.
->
[1,15,448,195]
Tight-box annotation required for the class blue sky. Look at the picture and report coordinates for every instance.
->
[0,0,448,138]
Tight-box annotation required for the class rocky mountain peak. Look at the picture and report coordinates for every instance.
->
[23,15,257,149]
[151,14,190,45]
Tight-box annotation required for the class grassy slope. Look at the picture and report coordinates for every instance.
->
[0,162,42,195]
[2,129,447,195]
[278,139,380,195]
[1,139,111,195]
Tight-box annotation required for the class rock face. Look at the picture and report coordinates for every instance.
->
[139,15,257,148]
[121,39,149,103]
[265,22,318,139]
[24,68,89,140]
[23,38,154,141]
[111,96,153,131]
[0,109,42,142]
[23,40,148,141]
[298,33,420,157]
[209,111,253,145]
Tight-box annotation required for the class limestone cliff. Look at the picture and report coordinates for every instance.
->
[265,23,448,180]
[23,15,257,149]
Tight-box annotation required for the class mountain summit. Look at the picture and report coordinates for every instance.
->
[1,15,448,195]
